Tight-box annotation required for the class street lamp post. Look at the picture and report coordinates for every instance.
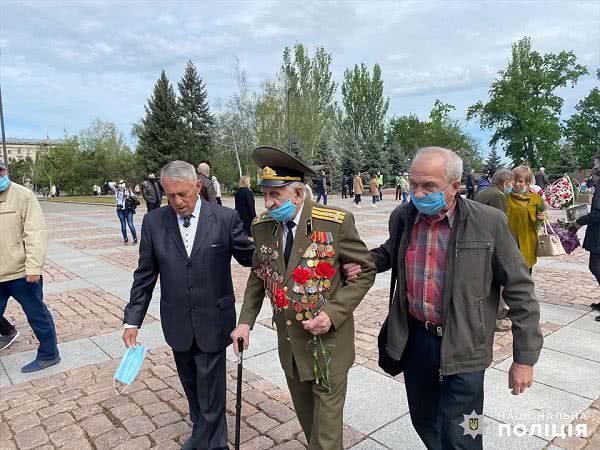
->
[0,77,7,164]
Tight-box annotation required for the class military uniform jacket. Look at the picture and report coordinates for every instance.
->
[239,200,376,382]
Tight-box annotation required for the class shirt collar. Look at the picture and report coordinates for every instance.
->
[414,201,457,228]
[177,196,202,221]
[290,202,304,227]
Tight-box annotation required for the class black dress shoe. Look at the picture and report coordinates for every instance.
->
[595,315,600,322]
[591,302,600,311]
[181,437,196,450]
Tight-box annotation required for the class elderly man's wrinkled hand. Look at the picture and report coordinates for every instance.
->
[303,312,332,336]
[508,362,534,395]
[231,324,251,356]
[343,263,362,281]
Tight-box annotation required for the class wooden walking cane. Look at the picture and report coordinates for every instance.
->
[235,337,244,450]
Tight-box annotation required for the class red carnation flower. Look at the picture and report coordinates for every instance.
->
[316,261,336,279]
[274,288,288,309]
[292,266,311,285]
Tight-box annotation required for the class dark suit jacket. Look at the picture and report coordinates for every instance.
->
[124,200,255,353]
[234,188,256,236]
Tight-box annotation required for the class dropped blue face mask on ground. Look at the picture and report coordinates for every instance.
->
[410,187,449,216]
[269,199,296,222]
[0,176,10,192]
[114,345,146,394]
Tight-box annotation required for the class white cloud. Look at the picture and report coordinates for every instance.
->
[0,0,596,151]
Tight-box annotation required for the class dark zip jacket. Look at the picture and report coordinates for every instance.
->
[371,195,543,376]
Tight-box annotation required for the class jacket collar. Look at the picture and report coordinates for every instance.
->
[0,184,12,202]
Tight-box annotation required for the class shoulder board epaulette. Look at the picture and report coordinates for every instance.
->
[252,212,275,226]
[312,207,346,224]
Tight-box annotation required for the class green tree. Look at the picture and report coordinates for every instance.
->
[256,79,287,151]
[282,44,337,161]
[425,100,482,169]
[178,60,213,164]
[484,147,503,176]
[385,114,427,174]
[8,157,34,185]
[339,63,389,175]
[565,69,600,168]
[36,136,80,194]
[135,70,184,174]
[78,119,136,189]
[213,58,257,184]
[384,101,482,173]
[467,37,588,167]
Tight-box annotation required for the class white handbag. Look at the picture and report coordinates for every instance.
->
[536,219,566,257]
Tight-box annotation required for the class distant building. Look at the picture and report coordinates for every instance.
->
[3,138,63,162]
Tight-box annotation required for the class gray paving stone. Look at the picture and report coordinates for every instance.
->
[235,299,272,321]
[538,302,587,325]
[495,348,600,400]
[0,361,10,385]
[44,278,94,294]
[91,322,167,359]
[0,338,111,385]
[543,326,600,362]
[348,437,391,450]
[370,414,425,449]
[68,261,128,279]
[344,366,409,435]
[568,312,600,334]
[241,349,288,389]
[483,368,591,440]
[535,259,589,273]
[482,417,548,449]
[226,323,279,360]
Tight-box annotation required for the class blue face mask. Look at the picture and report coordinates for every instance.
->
[505,186,513,194]
[0,176,10,192]
[269,199,297,222]
[114,345,146,394]
[410,186,450,216]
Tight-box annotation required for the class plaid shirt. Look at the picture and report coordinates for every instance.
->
[406,206,456,324]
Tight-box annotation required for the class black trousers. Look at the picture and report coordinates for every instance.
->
[589,253,600,285]
[0,316,16,336]
[173,342,228,450]
[403,324,484,450]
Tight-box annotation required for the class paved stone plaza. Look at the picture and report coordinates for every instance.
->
[1,196,599,450]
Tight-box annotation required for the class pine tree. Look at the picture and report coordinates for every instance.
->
[136,71,184,174]
[362,139,387,178]
[484,147,503,176]
[178,61,213,164]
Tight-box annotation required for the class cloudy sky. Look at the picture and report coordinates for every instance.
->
[1,0,599,157]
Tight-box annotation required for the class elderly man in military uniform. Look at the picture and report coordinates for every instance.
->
[231,147,376,449]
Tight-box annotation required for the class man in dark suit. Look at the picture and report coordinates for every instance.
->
[122,160,255,450]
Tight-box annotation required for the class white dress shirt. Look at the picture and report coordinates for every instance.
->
[282,203,304,248]
[177,197,202,257]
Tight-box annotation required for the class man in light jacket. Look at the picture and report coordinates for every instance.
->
[0,160,60,373]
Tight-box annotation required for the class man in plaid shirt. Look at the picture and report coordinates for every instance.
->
[345,147,542,450]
